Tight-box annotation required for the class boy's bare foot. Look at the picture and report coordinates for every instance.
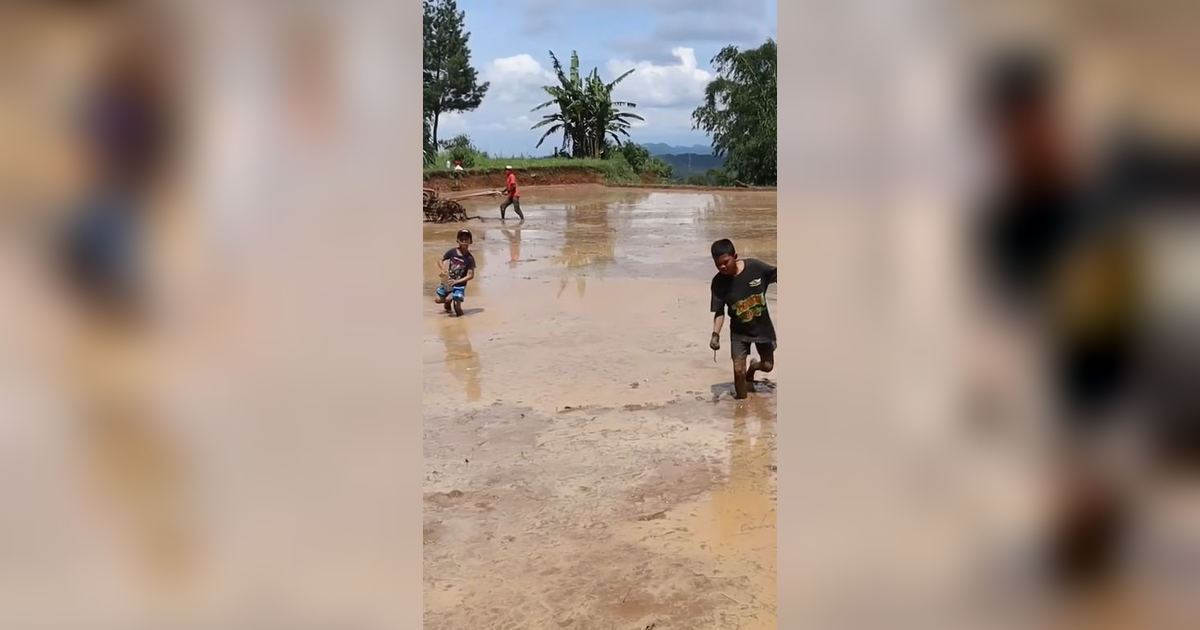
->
[746,359,761,383]
[443,301,452,313]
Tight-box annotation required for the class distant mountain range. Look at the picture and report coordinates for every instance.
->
[655,152,724,177]
[642,142,714,156]
[634,142,723,177]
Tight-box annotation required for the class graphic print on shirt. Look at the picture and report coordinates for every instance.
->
[447,255,469,281]
[732,292,767,323]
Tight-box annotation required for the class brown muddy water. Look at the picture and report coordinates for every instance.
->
[423,185,779,629]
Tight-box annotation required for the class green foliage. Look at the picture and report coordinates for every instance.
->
[617,142,672,180]
[531,51,644,158]
[644,157,673,180]
[438,134,486,168]
[619,142,651,171]
[422,0,488,147]
[685,168,736,187]
[692,40,777,186]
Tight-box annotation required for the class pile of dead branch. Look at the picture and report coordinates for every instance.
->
[423,189,468,223]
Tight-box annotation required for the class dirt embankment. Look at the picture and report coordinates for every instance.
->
[424,167,607,193]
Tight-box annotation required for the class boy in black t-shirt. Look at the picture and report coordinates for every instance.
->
[709,239,778,399]
[435,229,476,317]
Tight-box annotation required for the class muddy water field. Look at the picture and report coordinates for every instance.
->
[423,186,778,629]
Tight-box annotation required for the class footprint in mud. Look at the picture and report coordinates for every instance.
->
[423,521,442,545]
[425,489,466,507]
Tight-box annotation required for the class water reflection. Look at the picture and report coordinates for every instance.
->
[76,354,194,587]
[553,202,615,299]
[698,193,778,260]
[501,226,521,265]
[436,318,481,401]
[712,398,777,542]
[467,233,485,294]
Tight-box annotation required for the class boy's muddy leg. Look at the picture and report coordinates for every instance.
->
[746,345,775,385]
[452,299,463,317]
[1048,451,1126,590]
[499,197,510,220]
[733,356,749,399]
[512,198,524,220]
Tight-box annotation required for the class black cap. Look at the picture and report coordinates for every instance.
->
[978,48,1057,123]
[457,229,473,240]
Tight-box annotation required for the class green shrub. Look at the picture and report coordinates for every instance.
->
[599,155,637,184]
[618,143,649,171]
[613,143,672,181]
[439,134,487,168]
[644,156,673,180]
[683,167,735,186]
[707,167,735,186]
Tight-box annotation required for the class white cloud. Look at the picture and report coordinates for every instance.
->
[607,48,711,109]
[484,54,555,104]
[482,115,537,132]
[633,106,697,131]
[455,50,713,154]
[438,112,469,135]
[520,0,756,19]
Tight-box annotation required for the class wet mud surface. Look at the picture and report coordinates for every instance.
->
[423,186,778,628]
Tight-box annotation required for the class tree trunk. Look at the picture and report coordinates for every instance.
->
[431,110,441,150]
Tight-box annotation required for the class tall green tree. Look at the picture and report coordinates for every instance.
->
[692,39,777,186]
[423,0,489,148]
[531,51,643,158]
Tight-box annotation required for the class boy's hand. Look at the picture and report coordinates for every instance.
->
[709,333,720,351]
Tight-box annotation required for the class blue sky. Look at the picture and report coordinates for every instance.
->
[434,0,777,156]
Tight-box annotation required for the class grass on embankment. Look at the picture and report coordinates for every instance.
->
[424,157,641,185]
[423,156,777,190]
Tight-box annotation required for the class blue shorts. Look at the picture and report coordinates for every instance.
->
[437,284,466,301]
[61,191,139,297]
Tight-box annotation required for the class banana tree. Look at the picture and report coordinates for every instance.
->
[579,67,642,158]
[531,51,643,158]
